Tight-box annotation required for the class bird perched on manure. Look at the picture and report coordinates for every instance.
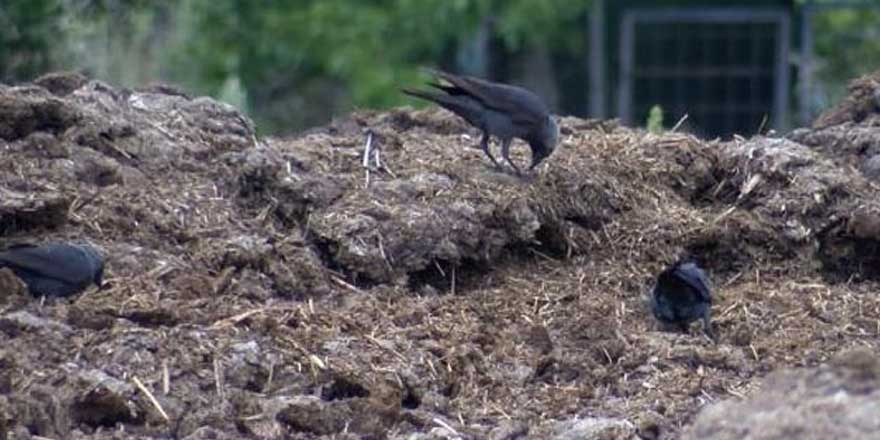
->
[402,68,558,174]
[650,259,714,340]
[0,242,105,298]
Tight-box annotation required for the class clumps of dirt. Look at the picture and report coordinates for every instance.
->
[790,70,880,183]
[249,113,724,288]
[0,86,81,141]
[70,377,141,428]
[276,392,401,438]
[248,114,554,287]
[783,71,880,280]
[812,70,880,129]
[707,136,873,278]
[33,71,90,97]
[685,348,880,439]
[0,268,28,308]
[1,69,880,439]
[0,189,69,235]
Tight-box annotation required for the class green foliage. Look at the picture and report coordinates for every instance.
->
[0,0,63,82]
[170,1,588,102]
[1,0,595,131]
[160,0,593,131]
[647,105,664,133]
[811,8,880,107]
[7,1,880,134]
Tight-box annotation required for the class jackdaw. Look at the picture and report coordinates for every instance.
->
[650,259,714,340]
[0,242,105,298]
[403,68,558,174]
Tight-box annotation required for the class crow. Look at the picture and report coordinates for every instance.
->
[650,259,714,340]
[403,68,558,174]
[0,242,105,298]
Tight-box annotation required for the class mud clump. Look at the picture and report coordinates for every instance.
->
[811,70,880,128]
[790,70,880,183]
[33,71,91,97]
[0,70,880,439]
[686,348,880,440]
[0,86,81,141]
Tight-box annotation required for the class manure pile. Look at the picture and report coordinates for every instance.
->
[0,70,879,439]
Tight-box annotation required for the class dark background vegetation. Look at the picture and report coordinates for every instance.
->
[1,0,879,134]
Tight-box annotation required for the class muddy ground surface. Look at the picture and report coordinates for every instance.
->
[0,70,879,439]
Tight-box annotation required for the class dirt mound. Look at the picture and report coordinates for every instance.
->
[811,70,880,129]
[0,71,879,439]
[686,348,880,439]
[790,70,880,183]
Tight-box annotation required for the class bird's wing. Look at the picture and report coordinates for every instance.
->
[0,244,92,285]
[675,263,712,301]
[426,68,547,128]
[401,87,486,126]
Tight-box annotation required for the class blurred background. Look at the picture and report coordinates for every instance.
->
[1,0,878,138]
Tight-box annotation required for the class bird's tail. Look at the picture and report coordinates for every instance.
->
[420,67,471,87]
[402,87,471,113]
[401,87,441,103]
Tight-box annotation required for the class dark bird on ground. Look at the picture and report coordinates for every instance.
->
[0,242,105,298]
[650,259,714,340]
[402,68,559,174]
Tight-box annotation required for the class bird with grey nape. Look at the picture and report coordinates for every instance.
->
[0,242,105,298]
[650,259,715,340]
[402,68,558,174]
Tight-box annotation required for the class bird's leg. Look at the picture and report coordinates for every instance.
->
[500,138,521,175]
[479,132,502,170]
[702,312,716,342]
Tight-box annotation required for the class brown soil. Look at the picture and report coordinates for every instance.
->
[0,70,879,439]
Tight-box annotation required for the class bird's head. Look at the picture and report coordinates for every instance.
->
[94,263,105,288]
[529,115,559,170]
[79,243,106,288]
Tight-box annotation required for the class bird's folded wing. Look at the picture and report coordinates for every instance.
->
[427,69,545,128]
[676,264,712,301]
[402,87,485,124]
[0,245,89,284]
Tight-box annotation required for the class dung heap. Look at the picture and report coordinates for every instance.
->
[0,70,879,439]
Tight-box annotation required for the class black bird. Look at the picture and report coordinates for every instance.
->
[0,242,105,298]
[650,259,714,340]
[403,68,559,174]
